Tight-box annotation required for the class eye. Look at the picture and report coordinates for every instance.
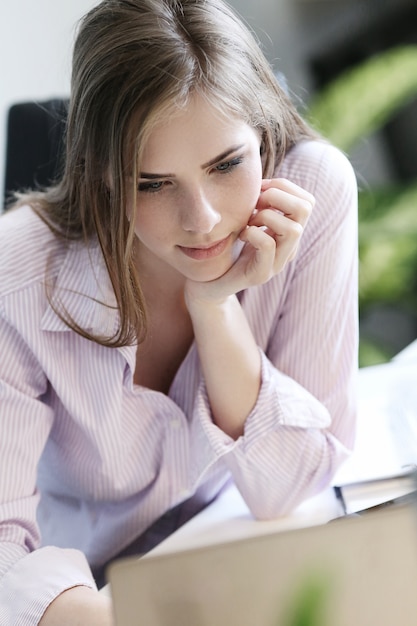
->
[215,156,244,174]
[138,180,166,193]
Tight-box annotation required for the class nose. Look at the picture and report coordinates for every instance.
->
[180,187,221,233]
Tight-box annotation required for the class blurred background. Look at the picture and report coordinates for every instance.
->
[1,0,417,366]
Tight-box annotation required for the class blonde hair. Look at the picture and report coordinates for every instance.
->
[17,0,316,346]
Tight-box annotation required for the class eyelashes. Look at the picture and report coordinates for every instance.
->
[214,156,244,173]
[137,155,245,194]
[137,180,166,193]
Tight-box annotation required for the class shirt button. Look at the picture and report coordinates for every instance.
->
[171,418,181,430]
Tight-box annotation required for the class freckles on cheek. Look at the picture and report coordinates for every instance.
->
[238,174,262,221]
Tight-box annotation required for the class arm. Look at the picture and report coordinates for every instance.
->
[0,312,101,624]
[39,587,113,626]
[184,294,260,440]
[185,178,314,439]
[188,142,358,516]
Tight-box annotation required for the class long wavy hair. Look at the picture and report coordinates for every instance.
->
[15,0,317,347]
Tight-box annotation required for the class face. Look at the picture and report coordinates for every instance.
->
[130,94,263,284]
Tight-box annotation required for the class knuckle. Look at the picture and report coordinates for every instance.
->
[264,233,277,251]
[287,221,304,239]
[300,198,314,215]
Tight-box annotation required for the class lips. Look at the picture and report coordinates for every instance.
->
[178,235,231,260]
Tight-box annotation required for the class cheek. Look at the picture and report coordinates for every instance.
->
[234,164,263,220]
[132,204,171,246]
[133,212,154,242]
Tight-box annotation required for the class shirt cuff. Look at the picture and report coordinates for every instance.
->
[194,350,331,455]
[0,546,96,625]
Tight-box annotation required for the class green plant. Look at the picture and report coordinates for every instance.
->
[306,45,417,366]
[281,572,331,626]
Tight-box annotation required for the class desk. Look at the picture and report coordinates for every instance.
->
[148,483,342,557]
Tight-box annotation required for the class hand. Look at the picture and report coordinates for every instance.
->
[39,586,114,626]
[186,178,314,304]
[248,177,314,267]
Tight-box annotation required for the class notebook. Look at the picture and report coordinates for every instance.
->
[107,502,417,626]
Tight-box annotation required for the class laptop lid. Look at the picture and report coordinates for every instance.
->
[107,504,417,626]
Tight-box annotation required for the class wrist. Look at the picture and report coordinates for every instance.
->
[185,289,235,319]
[39,586,113,626]
[184,279,234,310]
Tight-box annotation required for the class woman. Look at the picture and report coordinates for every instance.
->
[0,0,358,623]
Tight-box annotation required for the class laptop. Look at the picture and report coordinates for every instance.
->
[107,502,417,626]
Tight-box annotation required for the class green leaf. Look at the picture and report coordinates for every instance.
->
[358,182,417,232]
[359,339,392,368]
[357,183,417,307]
[307,46,417,151]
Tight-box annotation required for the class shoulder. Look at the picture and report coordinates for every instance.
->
[278,139,357,201]
[278,140,358,231]
[0,205,66,297]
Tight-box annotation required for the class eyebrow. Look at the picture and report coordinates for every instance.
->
[201,144,245,169]
[139,144,245,179]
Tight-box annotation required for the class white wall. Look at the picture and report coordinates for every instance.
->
[0,0,97,205]
[230,0,310,94]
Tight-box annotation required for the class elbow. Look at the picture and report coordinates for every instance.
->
[238,431,350,520]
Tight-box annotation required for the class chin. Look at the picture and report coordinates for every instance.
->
[183,259,235,283]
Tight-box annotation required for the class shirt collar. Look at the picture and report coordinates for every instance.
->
[40,238,120,337]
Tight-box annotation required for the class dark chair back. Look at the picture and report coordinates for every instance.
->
[4,98,68,208]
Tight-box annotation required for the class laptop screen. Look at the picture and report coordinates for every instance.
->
[108,502,417,626]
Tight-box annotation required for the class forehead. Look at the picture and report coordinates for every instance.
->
[139,94,260,169]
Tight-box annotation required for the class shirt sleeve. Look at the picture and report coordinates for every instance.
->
[0,308,97,625]
[191,141,358,519]
[0,547,96,625]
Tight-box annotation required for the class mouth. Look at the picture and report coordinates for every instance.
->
[177,235,231,260]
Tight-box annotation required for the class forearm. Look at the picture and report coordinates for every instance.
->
[187,294,261,439]
[39,586,113,626]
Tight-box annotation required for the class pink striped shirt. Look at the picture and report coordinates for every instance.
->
[0,140,358,624]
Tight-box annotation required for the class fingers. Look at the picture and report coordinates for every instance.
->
[238,225,279,281]
[260,177,315,202]
[240,220,300,276]
[245,178,315,273]
[256,178,315,228]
